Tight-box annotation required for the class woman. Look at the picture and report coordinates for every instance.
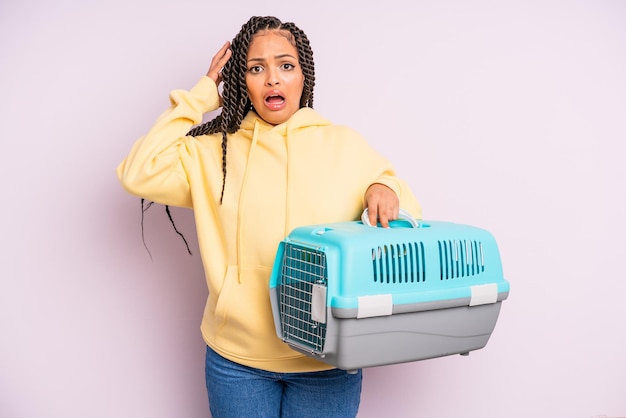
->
[117,15,421,418]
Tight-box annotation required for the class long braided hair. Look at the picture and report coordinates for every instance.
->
[145,16,316,256]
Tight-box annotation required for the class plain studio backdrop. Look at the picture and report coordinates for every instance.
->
[1,1,624,417]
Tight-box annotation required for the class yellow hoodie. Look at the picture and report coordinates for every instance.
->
[117,76,422,372]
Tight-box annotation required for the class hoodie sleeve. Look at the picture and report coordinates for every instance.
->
[304,123,423,222]
[344,128,421,220]
[116,76,220,207]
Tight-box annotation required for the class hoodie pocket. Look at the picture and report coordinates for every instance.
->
[212,264,285,358]
[213,265,238,336]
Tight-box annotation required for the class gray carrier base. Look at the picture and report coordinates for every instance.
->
[271,292,504,371]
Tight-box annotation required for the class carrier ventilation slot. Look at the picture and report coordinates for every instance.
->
[438,239,485,280]
[371,241,426,284]
[278,244,327,353]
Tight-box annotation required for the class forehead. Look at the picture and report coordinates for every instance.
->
[247,30,297,57]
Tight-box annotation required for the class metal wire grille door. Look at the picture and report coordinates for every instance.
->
[278,244,327,353]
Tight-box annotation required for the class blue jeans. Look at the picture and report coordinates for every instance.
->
[205,346,362,418]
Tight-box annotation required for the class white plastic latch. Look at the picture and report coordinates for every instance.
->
[311,284,327,323]
[357,294,393,318]
[470,283,498,306]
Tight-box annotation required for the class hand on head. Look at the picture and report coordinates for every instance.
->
[206,41,232,105]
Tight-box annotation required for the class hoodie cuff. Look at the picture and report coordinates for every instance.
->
[189,76,220,113]
[370,176,401,195]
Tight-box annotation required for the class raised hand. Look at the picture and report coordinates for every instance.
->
[206,41,232,105]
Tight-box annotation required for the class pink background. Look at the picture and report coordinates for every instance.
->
[1,1,625,417]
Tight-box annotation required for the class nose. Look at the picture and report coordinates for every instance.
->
[265,68,280,86]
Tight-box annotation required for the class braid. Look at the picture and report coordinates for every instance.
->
[186,116,221,137]
[281,22,316,108]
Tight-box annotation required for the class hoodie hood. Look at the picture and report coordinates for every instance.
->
[239,107,332,136]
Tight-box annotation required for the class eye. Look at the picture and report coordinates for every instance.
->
[281,63,296,71]
[248,65,263,74]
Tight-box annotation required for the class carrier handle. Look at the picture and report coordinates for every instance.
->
[361,208,420,228]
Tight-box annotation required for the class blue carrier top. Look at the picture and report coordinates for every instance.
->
[270,217,510,320]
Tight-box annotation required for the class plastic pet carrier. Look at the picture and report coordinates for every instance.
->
[269,210,510,370]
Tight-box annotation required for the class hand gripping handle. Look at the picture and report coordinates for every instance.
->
[360,208,420,228]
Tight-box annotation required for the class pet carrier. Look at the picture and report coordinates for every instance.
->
[269,209,509,370]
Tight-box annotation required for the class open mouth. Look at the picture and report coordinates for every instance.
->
[265,94,285,105]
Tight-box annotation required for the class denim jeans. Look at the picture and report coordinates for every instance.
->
[205,346,362,418]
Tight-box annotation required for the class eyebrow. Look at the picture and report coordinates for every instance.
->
[247,53,298,63]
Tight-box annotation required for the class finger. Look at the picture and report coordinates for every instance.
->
[216,44,232,68]
[379,201,400,228]
[367,206,378,227]
[207,42,232,81]
[390,205,399,220]
[213,41,231,62]
[378,209,390,228]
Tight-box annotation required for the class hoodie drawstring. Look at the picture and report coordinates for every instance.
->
[284,125,291,240]
[236,121,261,283]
